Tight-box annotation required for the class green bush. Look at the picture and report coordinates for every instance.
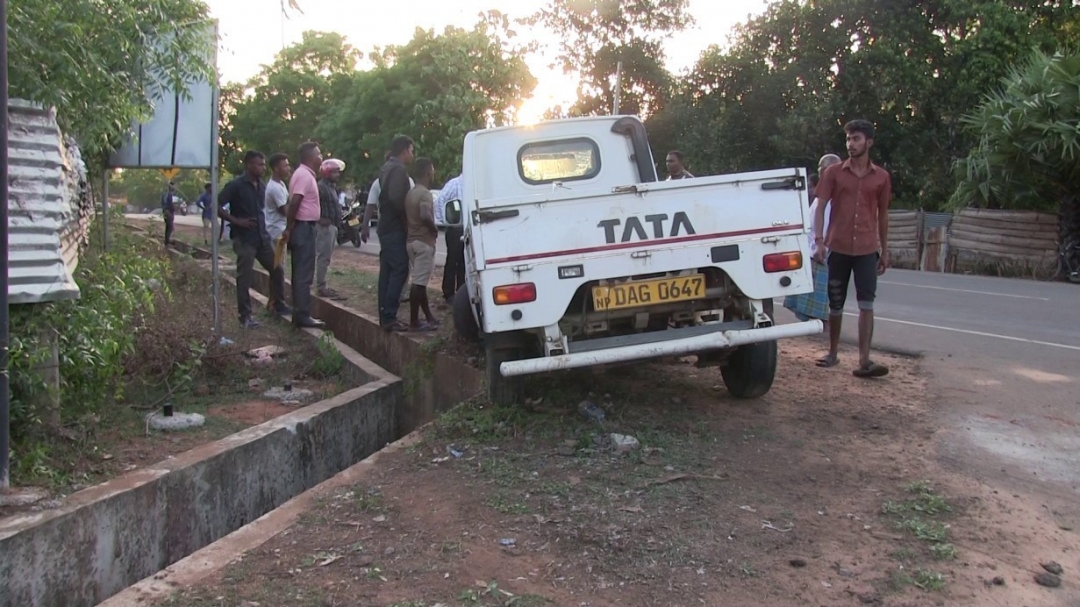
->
[8,228,171,441]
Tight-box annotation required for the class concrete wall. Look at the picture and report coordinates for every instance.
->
[0,343,401,607]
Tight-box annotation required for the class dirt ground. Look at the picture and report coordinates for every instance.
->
[157,334,1075,607]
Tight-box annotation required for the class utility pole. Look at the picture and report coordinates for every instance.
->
[613,61,623,115]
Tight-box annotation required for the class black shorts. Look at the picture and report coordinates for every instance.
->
[827,251,879,314]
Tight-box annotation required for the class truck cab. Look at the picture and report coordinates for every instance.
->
[443,115,822,404]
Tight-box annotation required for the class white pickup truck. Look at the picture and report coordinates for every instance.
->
[443,116,823,405]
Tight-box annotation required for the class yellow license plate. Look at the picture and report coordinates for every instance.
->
[347,217,360,226]
[592,274,706,312]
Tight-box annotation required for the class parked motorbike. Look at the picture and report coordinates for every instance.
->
[337,200,364,247]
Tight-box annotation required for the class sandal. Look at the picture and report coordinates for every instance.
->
[411,322,437,332]
[853,361,889,378]
[815,355,839,368]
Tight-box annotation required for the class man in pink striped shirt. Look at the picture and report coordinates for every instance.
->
[282,141,326,329]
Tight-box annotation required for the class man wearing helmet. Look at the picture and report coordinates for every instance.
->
[316,158,347,300]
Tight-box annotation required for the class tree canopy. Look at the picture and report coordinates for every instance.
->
[531,0,690,118]
[224,13,536,186]
[950,50,1080,212]
[648,0,1078,207]
[8,0,214,162]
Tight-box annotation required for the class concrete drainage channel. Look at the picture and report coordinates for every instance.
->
[0,235,486,607]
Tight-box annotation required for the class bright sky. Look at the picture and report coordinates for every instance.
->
[207,0,769,123]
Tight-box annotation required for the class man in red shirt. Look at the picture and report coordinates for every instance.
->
[812,120,891,378]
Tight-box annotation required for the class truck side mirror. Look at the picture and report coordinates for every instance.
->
[444,199,463,226]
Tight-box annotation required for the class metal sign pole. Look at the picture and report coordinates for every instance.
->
[209,21,222,338]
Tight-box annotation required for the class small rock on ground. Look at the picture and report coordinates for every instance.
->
[610,433,640,453]
[1034,572,1061,588]
[147,412,206,431]
[789,558,807,568]
[1041,561,1064,575]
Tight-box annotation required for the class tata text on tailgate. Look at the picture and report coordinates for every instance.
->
[442,116,823,405]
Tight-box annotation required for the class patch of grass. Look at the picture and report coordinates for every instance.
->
[887,570,914,593]
[487,491,529,515]
[912,568,946,591]
[309,331,345,378]
[897,516,949,543]
[930,542,957,560]
[889,548,918,563]
[433,400,528,444]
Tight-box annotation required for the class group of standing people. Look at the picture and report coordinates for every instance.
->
[211,141,351,330]
[358,136,462,332]
[204,133,466,334]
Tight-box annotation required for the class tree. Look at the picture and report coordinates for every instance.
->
[949,50,1079,212]
[531,0,691,118]
[8,0,213,162]
[651,0,1077,204]
[319,17,536,185]
[226,31,360,173]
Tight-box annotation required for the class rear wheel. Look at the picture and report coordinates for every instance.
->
[485,344,523,406]
[720,340,777,399]
[350,229,362,247]
[453,286,480,343]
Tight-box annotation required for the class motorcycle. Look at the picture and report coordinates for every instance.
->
[337,200,365,248]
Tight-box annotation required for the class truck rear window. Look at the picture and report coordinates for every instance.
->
[518,138,601,185]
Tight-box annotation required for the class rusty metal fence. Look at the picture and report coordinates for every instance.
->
[884,209,1059,277]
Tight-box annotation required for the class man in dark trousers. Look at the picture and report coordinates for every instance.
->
[282,141,326,329]
[812,120,892,378]
[160,182,177,245]
[362,135,414,332]
[435,173,465,303]
[217,151,290,329]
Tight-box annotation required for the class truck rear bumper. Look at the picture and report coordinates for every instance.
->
[499,320,823,377]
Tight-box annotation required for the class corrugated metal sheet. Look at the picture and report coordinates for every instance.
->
[7,100,93,304]
[923,212,952,230]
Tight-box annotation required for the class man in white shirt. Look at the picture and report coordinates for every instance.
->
[264,153,291,242]
[435,174,465,302]
[784,153,841,323]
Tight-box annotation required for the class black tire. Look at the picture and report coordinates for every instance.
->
[351,229,362,248]
[453,286,480,343]
[720,340,778,399]
[485,344,523,406]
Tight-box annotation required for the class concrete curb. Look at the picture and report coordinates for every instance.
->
[99,432,422,607]
[0,258,402,607]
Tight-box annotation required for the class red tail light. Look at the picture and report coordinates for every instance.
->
[763,252,803,273]
[493,283,537,305]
